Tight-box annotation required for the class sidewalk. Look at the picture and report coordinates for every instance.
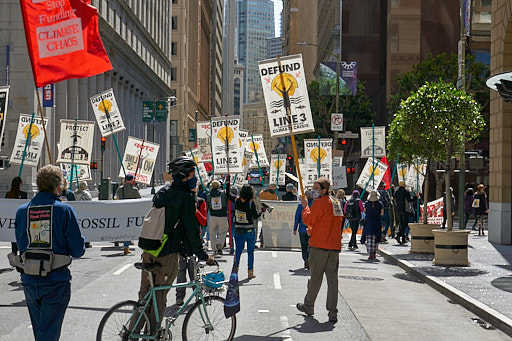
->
[377,227,512,337]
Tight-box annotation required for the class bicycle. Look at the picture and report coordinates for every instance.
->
[96,258,236,340]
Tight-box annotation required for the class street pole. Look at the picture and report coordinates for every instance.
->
[458,0,466,229]
[334,54,340,150]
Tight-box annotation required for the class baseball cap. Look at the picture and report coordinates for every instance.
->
[125,174,134,181]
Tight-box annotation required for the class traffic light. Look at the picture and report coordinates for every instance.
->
[346,167,355,175]
[340,139,347,149]
[101,136,106,151]
[90,162,98,170]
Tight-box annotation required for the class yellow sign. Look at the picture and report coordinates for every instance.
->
[23,123,40,139]
[271,73,298,98]
[248,142,260,152]
[273,159,283,169]
[98,99,113,114]
[310,148,327,163]
[369,165,381,176]
[217,126,234,144]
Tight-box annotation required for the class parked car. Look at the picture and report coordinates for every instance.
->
[248,169,268,185]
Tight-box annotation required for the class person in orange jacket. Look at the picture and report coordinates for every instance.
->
[296,177,342,323]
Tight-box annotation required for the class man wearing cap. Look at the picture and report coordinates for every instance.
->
[282,183,298,201]
[116,174,141,254]
[206,179,235,255]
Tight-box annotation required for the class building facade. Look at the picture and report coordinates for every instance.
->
[266,37,283,59]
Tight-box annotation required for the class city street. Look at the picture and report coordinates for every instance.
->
[0,237,509,341]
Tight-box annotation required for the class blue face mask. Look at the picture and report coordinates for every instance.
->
[187,176,198,190]
[311,189,322,199]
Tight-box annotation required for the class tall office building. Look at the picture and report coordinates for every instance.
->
[266,37,283,59]
[235,0,275,103]
[222,0,236,116]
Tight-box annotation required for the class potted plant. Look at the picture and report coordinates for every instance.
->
[388,81,484,263]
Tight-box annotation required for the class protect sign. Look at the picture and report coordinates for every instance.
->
[304,139,333,188]
[9,114,48,167]
[119,137,159,185]
[269,154,287,186]
[258,54,314,137]
[245,134,270,168]
[356,157,388,192]
[57,120,95,165]
[196,121,212,163]
[211,116,243,174]
[360,126,386,158]
[90,88,126,137]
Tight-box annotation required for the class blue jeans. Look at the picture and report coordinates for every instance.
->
[381,209,390,236]
[234,228,256,270]
[299,232,310,262]
[23,281,71,341]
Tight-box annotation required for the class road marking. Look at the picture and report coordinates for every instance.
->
[280,316,293,341]
[274,272,282,289]
[272,252,277,257]
[113,264,132,275]
[258,309,270,313]
[0,246,11,249]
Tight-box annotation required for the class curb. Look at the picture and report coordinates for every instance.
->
[377,248,512,338]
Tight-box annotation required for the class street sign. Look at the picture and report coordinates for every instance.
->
[331,113,343,131]
[154,101,167,121]
[143,100,167,122]
[142,101,153,122]
[338,132,358,138]
[188,128,196,142]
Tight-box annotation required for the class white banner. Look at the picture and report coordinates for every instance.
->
[0,86,10,152]
[360,126,386,158]
[186,148,210,187]
[332,166,348,189]
[61,163,92,183]
[119,137,160,185]
[245,134,269,168]
[405,162,427,193]
[9,114,48,167]
[397,163,409,182]
[304,139,333,188]
[0,198,152,242]
[196,121,212,163]
[233,149,253,188]
[258,54,315,137]
[57,120,95,165]
[419,197,444,225]
[211,116,243,174]
[261,200,301,249]
[90,88,126,137]
[356,157,388,192]
[331,113,343,131]
[269,154,286,186]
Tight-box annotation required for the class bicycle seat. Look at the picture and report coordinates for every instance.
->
[134,262,161,272]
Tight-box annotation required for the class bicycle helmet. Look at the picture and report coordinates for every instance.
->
[168,156,196,177]
[203,270,225,288]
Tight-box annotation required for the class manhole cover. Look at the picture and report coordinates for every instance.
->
[339,275,383,281]
[491,277,512,293]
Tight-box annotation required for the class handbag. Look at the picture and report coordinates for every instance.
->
[224,262,240,318]
[472,198,480,208]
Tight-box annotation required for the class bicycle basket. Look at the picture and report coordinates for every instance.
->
[202,270,225,288]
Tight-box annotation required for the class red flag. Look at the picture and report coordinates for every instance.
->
[19,0,112,87]
[380,156,391,190]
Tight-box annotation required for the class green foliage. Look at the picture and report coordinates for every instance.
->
[388,53,490,134]
[388,81,484,168]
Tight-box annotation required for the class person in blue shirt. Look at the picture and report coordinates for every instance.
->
[14,164,85,341]
[293,190,313,269]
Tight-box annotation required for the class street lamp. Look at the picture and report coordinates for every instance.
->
[296,41,340,149]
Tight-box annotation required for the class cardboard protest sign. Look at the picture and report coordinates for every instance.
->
[119,137,159,185]
[57,120,95,164]
[419,197,444,224]
[245,134,269,168]
[61,163,92,182]
[360,126,386,158]
[356,157,388,192]
[10,114,48,166]
[258,54,314,137]
[0,86,9,152]
[196,121,212,162]
[332,166,348,189]
[269,154,287,186]
[304,139,333,188]
[233,149,254,188]
[90,89,126,136]
[211,116,243,174]
[185,148,209,187]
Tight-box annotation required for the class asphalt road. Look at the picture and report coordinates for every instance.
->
[1,237,509,341]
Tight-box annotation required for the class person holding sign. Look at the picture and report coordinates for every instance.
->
[296,177,342,323]
[363,191,384,261]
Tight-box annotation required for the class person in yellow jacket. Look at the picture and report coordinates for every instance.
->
[296,177,342,323]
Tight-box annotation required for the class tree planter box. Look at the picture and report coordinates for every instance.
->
[432,229,470,266]
[409,223,439,253]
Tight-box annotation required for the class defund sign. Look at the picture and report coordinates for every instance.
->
[258,54,314,137]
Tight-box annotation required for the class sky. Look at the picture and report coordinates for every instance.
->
[273,0,283,37]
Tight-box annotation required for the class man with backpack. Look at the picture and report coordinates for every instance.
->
[206,179,235,255]
[344,190,364,250]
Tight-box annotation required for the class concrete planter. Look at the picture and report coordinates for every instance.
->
[432,229,471,266]
[409,223,439,253]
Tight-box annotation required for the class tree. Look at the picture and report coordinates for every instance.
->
[388,81,484,230]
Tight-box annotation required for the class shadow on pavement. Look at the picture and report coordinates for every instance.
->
[339,265,378,271]
[0,299,26,307]
[339,275,384,281]
[0,267,15,275]
[288,268,310,276]
[291,315,335,334]
[417,266,488,277]
[394,253,434,262]
[234,335,288,340]
[67,305,110,313]
[393,272,425,283]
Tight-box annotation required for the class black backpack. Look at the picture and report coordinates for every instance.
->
[345,198,361,220]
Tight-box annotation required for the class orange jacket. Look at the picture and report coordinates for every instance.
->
[302,195,342,251]
[259,190,278,201]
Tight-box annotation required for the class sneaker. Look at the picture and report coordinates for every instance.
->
[216,244,223,255]
[296,303,313,316]
[328,316,338,323]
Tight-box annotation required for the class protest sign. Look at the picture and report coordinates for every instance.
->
[57,120,95,164]
[185,148,210,186]
[245,134,269,168]
[419,197,444,225]
[269,154,287,186]
[119,137,160,185]
[9,114,48,167]
[405,162,427,193]
[356,157,388,192]
[196,121,212,162]
[61,163,92,182]
[211,116,243,174]
[360,126,386,158]
[332,166,348,189]
[233,149,253,188]
[90,89,126,136]
[261,200,301,249]
[304,139,332,188]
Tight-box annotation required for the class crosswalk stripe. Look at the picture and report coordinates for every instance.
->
[113,264,132,275]
[274,272,282,289]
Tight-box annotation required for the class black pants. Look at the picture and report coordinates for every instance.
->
[397,212,409,242]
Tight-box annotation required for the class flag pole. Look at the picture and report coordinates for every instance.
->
[35,88,52,164]
[277,55,305,197]
[18,112,36,177]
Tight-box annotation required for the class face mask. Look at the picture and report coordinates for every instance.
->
[187,176,198,190]
[311,190,322,199]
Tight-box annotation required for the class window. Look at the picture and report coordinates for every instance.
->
[171,42,177,55]
[172,17,178,30]
[171,67,177,81]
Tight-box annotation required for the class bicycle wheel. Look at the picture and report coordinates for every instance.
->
[182,296,236,341]
[96,300,151,341]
